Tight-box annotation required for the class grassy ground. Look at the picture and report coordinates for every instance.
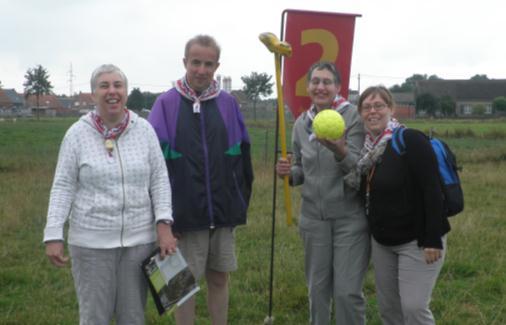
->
[0,117,505,324]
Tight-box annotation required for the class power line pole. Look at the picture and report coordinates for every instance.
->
[68,63,74,97]
[358,73,361,94]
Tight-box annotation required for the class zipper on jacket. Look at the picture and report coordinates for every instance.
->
[199,108,215,228]
[116,140,127,246]
[316,142,324,220]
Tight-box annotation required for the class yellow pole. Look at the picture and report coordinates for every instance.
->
[274,53,292,226]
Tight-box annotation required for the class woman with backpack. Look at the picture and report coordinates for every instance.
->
[345,85,451,325]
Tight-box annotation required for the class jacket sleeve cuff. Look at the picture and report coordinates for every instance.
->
[290,167,304,186]
[43,226,64,243]
[154,210,174,224]
[334,152,356,173]
[423,235,443,249]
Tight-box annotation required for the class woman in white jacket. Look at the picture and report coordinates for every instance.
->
[43,64,177,325]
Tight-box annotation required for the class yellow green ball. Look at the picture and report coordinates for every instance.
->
[313,109,346,140]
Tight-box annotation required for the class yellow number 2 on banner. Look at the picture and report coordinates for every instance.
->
[295,29,340,100]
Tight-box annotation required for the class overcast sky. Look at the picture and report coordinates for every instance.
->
[1,0,504,97]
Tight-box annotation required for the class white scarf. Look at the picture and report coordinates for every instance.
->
[344,118,402,190]
[174,76,220,113]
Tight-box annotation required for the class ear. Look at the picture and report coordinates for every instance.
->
[91,91,98,104]
[335,83,342,94]
[183,57,187,67]
[389,106,396,116]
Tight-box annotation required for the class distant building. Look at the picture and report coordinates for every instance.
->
[348,89,359,105]
[216,75,222,90]
[72,92,95,115]
[25,94,65,117]
[230,90,248,108]
[416,79,506,116]
[222,77,232,93]
[0,88,27,117]
[391,91,416,119]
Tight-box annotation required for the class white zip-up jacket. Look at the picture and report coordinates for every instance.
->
[43,110,173,248]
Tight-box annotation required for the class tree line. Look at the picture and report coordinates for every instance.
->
[12,65,506,119]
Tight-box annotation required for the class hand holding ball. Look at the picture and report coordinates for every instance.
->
[313,110,346,140]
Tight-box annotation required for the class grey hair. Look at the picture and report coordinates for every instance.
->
[306,61,341,85]
[90,64,128,93]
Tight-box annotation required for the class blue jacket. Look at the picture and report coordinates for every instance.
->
[148,89,253,232]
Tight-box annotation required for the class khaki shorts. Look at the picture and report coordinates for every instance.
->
[178,227,237,280]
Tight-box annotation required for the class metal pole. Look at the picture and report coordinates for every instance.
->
[264,11,289,324]
[264,109,280,325]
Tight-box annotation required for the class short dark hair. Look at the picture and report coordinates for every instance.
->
[184,35,221,61]
[306,61,341,85]
[358,85,395,113]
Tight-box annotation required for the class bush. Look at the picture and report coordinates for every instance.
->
[473,104,486,115]
[493,96,506,112]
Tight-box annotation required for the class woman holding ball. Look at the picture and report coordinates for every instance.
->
[276,61,369,325]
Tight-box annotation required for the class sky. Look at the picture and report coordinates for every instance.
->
[1,0,504,97]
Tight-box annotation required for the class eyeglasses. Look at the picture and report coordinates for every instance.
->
[361,102,388,112]
[309,78,335,86]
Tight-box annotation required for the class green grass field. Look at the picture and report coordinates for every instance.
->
[1,117,505,324]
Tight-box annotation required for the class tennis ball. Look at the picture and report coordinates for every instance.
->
[313,109,346,140]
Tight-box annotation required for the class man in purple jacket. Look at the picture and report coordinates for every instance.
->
[148,35,253,325]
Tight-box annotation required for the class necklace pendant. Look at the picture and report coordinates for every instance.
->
[105,139,114,154]
[193,102,200,113]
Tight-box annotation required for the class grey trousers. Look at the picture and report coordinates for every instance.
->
[299,216,370,325]
[69,243,155,325]
[371,237,446,325]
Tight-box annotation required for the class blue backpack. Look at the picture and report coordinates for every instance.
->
[391,127,464,217]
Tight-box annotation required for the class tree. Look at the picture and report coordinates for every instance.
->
[416,93,439,117]
[428,74,443,81]
[439,95,456,117]
[241,72,273,120]
[389,74,442,92]
[493,96,506,113]
[143,91,161,111]
[127,87,145,110]
[473,104,486,115]
[23,65,53,120]
[470,74,489,81]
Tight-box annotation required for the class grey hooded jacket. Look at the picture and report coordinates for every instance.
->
[290,104,366,227]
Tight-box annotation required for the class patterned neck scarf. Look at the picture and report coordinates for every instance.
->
[306,95,350,141]
[91,109,130,156]
[175,76,220,113]
[344,118,403,190]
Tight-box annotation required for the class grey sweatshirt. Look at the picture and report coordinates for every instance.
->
[290,104,367,228]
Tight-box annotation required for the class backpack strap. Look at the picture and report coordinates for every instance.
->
[391,127,407,155]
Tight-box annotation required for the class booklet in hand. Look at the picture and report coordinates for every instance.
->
[141,247,200,315]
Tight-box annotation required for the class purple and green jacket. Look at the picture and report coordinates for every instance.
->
[148,88,253,232]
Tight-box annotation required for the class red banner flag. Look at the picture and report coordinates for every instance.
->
[282,10,360,118]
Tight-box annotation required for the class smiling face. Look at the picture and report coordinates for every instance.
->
[359,93,394,136]
[184,43,220,92]
[92,72,127,122]
[307,68,341,111]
